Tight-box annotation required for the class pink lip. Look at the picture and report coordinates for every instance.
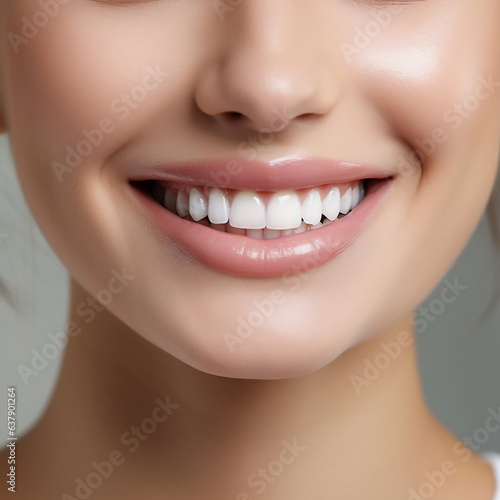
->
[128,156,394,191]
[127,157,395,278]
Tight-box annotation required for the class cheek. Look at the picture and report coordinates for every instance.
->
[354,4,500,146]
[353,3,500,229]
[2,3,200,277]
[326,3,500,344]
[6,4,176,169]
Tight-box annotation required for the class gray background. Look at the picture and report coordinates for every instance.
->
[1,132,499,451]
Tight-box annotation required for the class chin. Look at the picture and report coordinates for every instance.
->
[179,343,337,380]
[146,314,352,380]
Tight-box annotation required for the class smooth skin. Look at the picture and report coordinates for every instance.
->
[0,0,499,498]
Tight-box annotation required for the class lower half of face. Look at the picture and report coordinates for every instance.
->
[1,0,499,378]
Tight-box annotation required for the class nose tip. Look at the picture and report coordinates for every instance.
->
[193,8,340,133]
[196,65,336,132]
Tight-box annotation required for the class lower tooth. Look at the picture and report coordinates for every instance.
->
[263,228,281,239]
[247,229,264,239]
[293,221,308,234]
[227,225,246,235]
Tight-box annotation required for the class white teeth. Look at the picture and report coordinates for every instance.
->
[266,191,302,230]
[339,187,352,214]
[208,188,230,224]
[164,181,365,235]
[322,187,340,221]
[247,228,264,239]
[227,224,246,235]
[229,191,266,229]
[301,189,322,225]
[189,188,208,221]
[164,189,177,213]
[351,184,360,209]
[293,221,308,234]
[263,228,281,239]
[176,191,189,217]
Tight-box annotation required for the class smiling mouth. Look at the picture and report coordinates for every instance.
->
[127,157,394,276]
[131,179,371,239]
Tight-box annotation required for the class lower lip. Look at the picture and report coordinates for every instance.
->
[130,179,394,278]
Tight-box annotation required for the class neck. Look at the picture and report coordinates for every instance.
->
[23,278,494,500]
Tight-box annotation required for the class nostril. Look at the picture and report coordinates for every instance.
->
[297,112,318,122]
[221,111,245,124]
[211,110,258,131]
[225,111,243,119]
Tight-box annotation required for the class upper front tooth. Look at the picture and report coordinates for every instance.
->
[266,191,302,230]
[322,187,340,221]
[189,188,208,221]
[176,191,189,217]
[351,184,360,209]
[229,191,266,229]
[339,187,352,214]
[208,188,230,224]
[301,189,322,225]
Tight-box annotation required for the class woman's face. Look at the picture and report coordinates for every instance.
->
[0,0,499,379]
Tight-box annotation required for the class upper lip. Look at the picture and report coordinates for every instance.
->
[128,156,394,191]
